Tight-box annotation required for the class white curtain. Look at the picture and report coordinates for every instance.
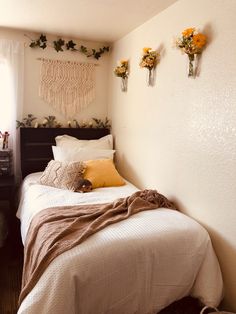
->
[0,39,24,183]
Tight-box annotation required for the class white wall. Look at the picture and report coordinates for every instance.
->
[108,0,236,311]
[0,27,110,125]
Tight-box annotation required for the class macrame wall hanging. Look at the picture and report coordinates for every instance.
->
[39,58,96,117]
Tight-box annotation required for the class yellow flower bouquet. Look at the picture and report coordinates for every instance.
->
[140,47,159,85]
[176,27,207,77]
[114,60,129,91]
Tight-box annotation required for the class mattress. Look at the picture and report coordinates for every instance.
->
[16,173,223,314]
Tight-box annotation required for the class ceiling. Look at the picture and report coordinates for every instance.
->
[0,0,178,43]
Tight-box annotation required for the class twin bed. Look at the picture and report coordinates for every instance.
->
[17,128,223,314]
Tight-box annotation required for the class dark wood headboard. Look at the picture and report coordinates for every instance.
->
[20,128,110,178]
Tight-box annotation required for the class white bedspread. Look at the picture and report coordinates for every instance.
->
[17,173,223,314]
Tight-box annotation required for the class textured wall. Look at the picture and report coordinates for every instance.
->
[0,27,109,125]
[108,0,236,311]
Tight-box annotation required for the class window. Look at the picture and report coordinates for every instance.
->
[0,58,13,143]
[0,39,24,182]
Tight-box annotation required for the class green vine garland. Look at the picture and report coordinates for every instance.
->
[16,114,111,129]
[26,34,109,60]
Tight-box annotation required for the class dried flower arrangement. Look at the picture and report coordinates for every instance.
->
[114,60,129,91]
[176,27,207,77]
[139,47,160,86]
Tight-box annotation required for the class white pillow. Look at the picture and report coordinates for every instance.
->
[55,134,113,150]
[52,146,115,162]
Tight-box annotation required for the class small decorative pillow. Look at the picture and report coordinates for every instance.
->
[84,159,125,189]
[39,160,86,191]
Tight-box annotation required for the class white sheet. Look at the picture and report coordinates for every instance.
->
[17,173,223,314]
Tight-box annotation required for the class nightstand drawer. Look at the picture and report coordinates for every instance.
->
[0,149,12,176]
[0,186,12,200]
[0,175,15,207]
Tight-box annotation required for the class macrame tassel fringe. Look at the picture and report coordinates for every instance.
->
[39,59,96,117]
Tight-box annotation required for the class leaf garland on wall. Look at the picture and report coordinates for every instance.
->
[25,34,110,60]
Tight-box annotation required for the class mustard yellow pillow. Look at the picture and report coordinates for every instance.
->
[84,159,125,188]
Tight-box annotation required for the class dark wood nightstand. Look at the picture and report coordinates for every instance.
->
[0,175,15,210]
[0,175,15,244]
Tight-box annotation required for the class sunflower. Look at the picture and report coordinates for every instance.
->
[143,47,152,54]
[114,60,129,78]
[192,33,207,49]
[140,49,159,69]
[182,27,195,38]
[120,60,128,65]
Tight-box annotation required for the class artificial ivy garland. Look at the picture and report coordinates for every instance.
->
[26,34,110,60]
[16,114,111,129]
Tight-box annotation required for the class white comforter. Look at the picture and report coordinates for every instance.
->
[17,173,223,314]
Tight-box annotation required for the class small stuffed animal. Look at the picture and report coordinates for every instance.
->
[77,178,93,193]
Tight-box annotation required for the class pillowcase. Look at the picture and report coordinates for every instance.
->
[52,146,115,162]
[55,134,113,150]
[39,160,86,191]
[84,159,125,189]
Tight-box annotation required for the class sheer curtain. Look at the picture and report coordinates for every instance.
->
[0,39,24,183]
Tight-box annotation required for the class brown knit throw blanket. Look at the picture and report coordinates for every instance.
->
[19,189,176,305]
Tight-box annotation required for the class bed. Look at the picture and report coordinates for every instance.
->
[17,127,223,314]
